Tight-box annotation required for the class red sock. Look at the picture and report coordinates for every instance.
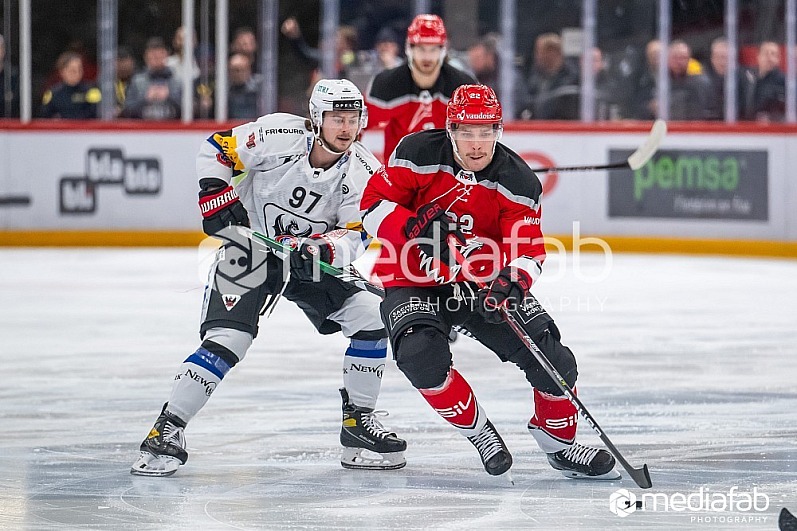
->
[528,387,578,452]
[419,369,484,433]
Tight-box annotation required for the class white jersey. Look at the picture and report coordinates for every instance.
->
[196,113,380,266]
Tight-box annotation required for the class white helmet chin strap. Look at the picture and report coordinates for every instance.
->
[315,131,346,155]
[314,123,357,156]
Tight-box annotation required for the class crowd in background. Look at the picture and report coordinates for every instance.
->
[0,7,789,123]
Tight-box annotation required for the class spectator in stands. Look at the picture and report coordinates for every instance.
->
[467,33,528,117]
[227,52,259,119]
[121,37,182,120]
[193,43,216,119]
[114,46,137,116]
[40,51,100,119]
[167,26,200,80]
[373,26,403,71]
[704,37,753,120]
[630,39,661,119]
[631,39,711,120]
[231,27,258,71]
[467,34,498,89]
[0,33,20,118]
[521,33,580,120]
[746,41,785,122]
[587,47,621,120]
[281,17,360,79]
[666,40,712,120]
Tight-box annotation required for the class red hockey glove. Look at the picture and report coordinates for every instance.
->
[289,234,334,282]
[198,178,250,236]
[478,266,533,324]
[404,203,466,267]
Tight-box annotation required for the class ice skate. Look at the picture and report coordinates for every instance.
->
[130,404,188,477]
[545,441,620,480]
[467,418,513,476]
[339,388,407,470]
[527,388,619,480]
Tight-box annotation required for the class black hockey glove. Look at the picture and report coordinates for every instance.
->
[404,203,466,267]
[478,266,533,324]
[289,235,334,282]
[198,178,250,236]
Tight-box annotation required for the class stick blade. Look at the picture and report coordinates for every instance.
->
[627,119,667,170]
[780,507,797,531]
[627,464,653,489]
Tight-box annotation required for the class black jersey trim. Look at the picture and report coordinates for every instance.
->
[389,156,457,180]
[476,180,540,211]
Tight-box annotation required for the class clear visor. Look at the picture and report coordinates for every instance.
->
[322,108,367,130]
[448,123,503,141]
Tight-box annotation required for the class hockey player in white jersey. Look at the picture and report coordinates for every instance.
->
[131,79,406,476]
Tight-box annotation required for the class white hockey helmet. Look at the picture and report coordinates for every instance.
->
[308,79,368,135]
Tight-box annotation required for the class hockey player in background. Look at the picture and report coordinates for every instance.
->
[131,79,406,476]
[366,14,476,161]
[360,84,619,480]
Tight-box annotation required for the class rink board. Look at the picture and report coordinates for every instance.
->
[0,122,795,255]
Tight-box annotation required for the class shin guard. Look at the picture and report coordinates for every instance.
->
[342,338,388,410]
[528,387,578,453]
[165,347,231,423]
[419,369,486,436]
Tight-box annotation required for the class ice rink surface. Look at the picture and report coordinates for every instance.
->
[1,247,795,530]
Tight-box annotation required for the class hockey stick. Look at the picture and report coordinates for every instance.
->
[781,508,797,531]
[530,119,667,173]
[232,226,386,298]
[448,238,653,489]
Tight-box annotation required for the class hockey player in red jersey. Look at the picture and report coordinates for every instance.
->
[131,79,406,476]
[366,14,476,161]
[360,84,619,480]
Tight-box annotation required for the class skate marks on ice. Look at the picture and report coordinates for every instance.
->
[0,404,794,529]
[0,441,620,530]
[1,250,797,529]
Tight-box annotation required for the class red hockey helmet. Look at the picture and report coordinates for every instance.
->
[406,14,447,46]
[446,84,503,127]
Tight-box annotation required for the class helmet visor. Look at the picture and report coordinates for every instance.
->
[448,123,502,141]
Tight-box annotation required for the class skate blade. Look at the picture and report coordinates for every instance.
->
[130,451,181,477]
[558,468,622,481]
[340,448,406,470]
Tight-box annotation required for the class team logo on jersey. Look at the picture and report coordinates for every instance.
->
[273,214,313,238]
[265,203,329,239]
[216,153,234,168]
[222,294,241,311]
[213,133,244,171]
[246,132,256,149]
[455,170,476,184]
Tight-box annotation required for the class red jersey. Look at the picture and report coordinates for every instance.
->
[360,129,546,288]
[366,62,476,160]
